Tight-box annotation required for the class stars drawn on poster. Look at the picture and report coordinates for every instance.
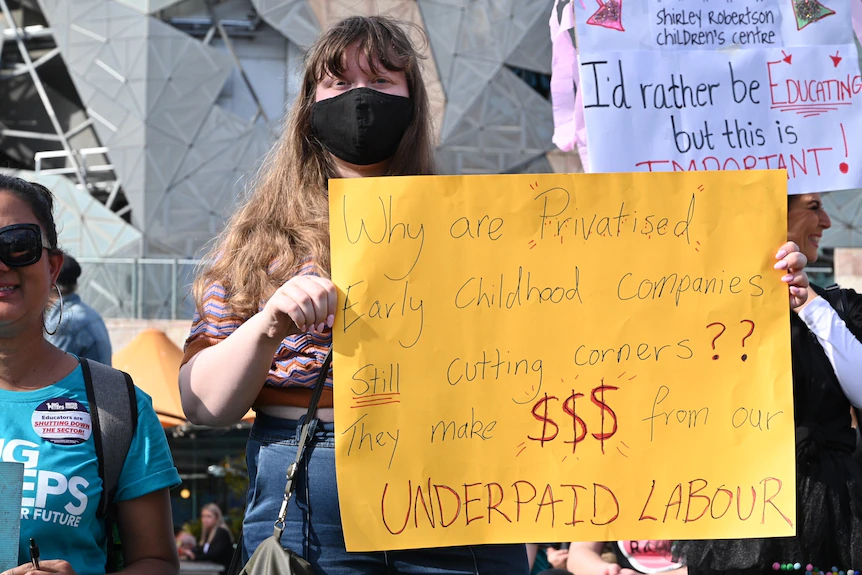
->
[587,0,625,32]
[791,0,835,30]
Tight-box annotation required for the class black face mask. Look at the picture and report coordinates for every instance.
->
[311,87,414,166]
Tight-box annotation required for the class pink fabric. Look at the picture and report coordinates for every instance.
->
[573,71,590,170]
[549,0,590,169]
[854,0,862,45]
[549,0,577,153]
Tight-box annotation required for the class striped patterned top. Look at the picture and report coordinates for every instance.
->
[182,261,334,408]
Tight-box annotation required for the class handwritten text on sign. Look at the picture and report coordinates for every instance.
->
[330,172,794,551]
[574,0,862,194]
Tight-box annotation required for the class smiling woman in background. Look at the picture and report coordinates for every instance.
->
[675,193,862,572]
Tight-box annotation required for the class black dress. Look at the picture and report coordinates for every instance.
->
[675,288,862,572]
[194,526,235,570]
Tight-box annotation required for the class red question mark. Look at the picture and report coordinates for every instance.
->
[740,320,755,361]
[706,322,726,360]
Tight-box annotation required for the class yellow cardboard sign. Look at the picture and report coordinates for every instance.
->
[329,171,794,551]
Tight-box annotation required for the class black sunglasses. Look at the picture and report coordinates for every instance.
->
[0,224,49,268]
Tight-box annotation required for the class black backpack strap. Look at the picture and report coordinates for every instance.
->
[814,283,850,323]
[80,358,138,517]
[80,358,137,571]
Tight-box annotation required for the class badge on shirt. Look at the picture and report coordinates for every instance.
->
[31,398,93,445]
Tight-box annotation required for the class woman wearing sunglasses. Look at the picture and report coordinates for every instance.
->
[0,174,181,575]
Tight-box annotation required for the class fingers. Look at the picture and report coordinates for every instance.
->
[1,560,74,575]
[279,282,317,332]
[307,276,338,330]
[272,276,337,333]
[788,270,810,308]
[29,560,74,574]
[774,241,810,309]
[545,548,569,569]
[0,563,39,575]
[774,251,807,272]
[774,239,807,272]
[790,284,810,309]
[786,268,810,288]
[774,241,800,260]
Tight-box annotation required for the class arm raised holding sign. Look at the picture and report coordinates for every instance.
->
[676,195,862,571]
[788,195,862,406]
[179,275,337,426]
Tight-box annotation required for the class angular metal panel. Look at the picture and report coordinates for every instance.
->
[114,0,187,14]
[504,0,553,74]
[38,0,235,252]
[0,168,142,257]
[439,66,553,173]
[251,0,321,47]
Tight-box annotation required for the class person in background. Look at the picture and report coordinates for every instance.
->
[174,526,196,558]
[675,193,862,570]
[179,504,234,571]
[45,253,112,365]
[567,541,685,575]
[0,174,180,574]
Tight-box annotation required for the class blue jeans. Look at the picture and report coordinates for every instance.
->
[244,412,529,575]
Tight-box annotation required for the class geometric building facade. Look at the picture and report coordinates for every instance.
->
[4,0,861,315]
[4,1,860,294]
[3,0,559,259]
[1,0,561,317]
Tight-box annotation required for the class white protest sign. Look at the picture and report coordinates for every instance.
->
[574,0,862,194]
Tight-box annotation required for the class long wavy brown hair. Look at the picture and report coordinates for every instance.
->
[193,15,436,319]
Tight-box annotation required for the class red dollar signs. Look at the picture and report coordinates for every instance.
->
[562,390,588,454]
[590,381,619,454]
[528,393,559,446]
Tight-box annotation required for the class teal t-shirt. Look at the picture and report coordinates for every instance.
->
[0,365,181,574]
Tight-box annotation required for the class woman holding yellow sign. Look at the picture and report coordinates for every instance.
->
[178,14,532,575]
[177,14,818,575]
[676,194,862,572]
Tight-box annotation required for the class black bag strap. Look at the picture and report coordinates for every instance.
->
[227,532,245,575]
[821,284,850,322]
[80,358,138,517]
[227,349,333,575]
[274,349,333,540]
[80,357,138,572]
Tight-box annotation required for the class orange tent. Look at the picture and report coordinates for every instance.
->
[112,329,254,427]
